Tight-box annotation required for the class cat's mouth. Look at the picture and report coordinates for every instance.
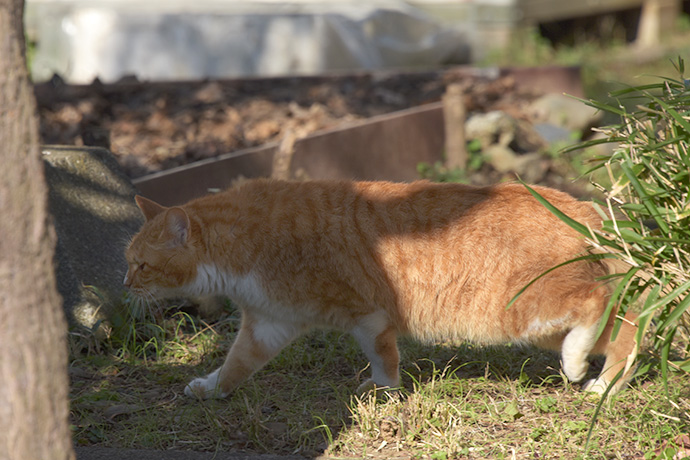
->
[127,284,186,302]
[127,286,158,301]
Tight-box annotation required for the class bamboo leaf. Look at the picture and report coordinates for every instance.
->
[670,358,690,372]
[639,279,690,320]
[658,288,690,327]
[595,267,640,340]
[506,253,613,311]
[581,98,627,116]
[521,182,591,237]
[645,92,690,134]
[620,159,670,234]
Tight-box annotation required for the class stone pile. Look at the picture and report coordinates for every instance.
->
[462,93,603,186]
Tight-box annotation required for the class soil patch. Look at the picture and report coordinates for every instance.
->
[35,70,541,180]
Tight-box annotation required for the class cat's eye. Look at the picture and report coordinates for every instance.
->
[138,262,148,272]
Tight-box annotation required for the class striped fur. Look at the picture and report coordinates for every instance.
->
[125,179,637,398]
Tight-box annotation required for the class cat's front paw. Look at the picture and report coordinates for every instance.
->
[184,369,228,399]
[562,360,589,383]
[356,378,398,395]
[356,379,377,395]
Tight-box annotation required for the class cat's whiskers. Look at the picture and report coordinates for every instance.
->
[129,287,164,318]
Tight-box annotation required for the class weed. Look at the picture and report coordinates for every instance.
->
[417,139,486,184]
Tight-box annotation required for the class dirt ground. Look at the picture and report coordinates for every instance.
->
[35,69,542,179]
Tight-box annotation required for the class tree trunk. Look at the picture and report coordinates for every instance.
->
[0,1,75,459]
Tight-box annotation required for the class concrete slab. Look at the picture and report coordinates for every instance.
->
[42,146,143,332]
[75,446,310,460]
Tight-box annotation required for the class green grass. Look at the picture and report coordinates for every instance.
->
[69,300,690,459]
[333,360,690,459]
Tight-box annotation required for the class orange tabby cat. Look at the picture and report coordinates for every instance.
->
[124,179,637,398]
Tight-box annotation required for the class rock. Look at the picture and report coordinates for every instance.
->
[484,144,519,173]
[42,146,143,333]
[533,123,575,145]
[483,146,549,183]
[512,119,549,153]
[529,93,602,133]
[513,152,550,184]
[466,111,547,154]
[465,111,517,149]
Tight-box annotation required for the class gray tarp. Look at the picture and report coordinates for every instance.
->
[28,0,470,83]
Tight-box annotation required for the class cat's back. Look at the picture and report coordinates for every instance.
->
[196,179,601,288]
[190,179,599,241]
[349,180,599,241]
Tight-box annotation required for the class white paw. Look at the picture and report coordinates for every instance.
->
[356,379,377,395]
[356,378,399,395]
[563,361,589,383]
[583,378,609,395]
[184,369,228,399]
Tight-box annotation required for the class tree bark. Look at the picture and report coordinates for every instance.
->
[0,0,75,459]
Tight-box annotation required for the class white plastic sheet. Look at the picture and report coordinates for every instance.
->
[28,0,470,83]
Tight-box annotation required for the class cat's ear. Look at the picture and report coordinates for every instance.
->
[135,195,167,221]
[163,207,190,246]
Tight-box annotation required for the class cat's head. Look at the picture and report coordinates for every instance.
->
[124,196,200,299]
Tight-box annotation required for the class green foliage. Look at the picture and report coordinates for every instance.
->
[417,161,465,183]
[548,58,690,391]
[534,395,558,413]
[483,27,555,67]
[24,34,37,75]
[417,139,485,183]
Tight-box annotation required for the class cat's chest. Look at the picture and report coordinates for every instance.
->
[190,263,309,321]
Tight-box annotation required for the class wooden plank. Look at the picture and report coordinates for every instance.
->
[133,103,445,206]
[289,102,444,181]
[132,145,276,206]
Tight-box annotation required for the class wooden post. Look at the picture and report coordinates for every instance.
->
[271,129,297,180]
[442,84,468,170]
[637,0,680,49]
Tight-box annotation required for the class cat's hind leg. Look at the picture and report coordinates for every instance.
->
[185,311,303,399]
[350,311,400,393]
[561,321,599,383]
[583,308,638,395]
